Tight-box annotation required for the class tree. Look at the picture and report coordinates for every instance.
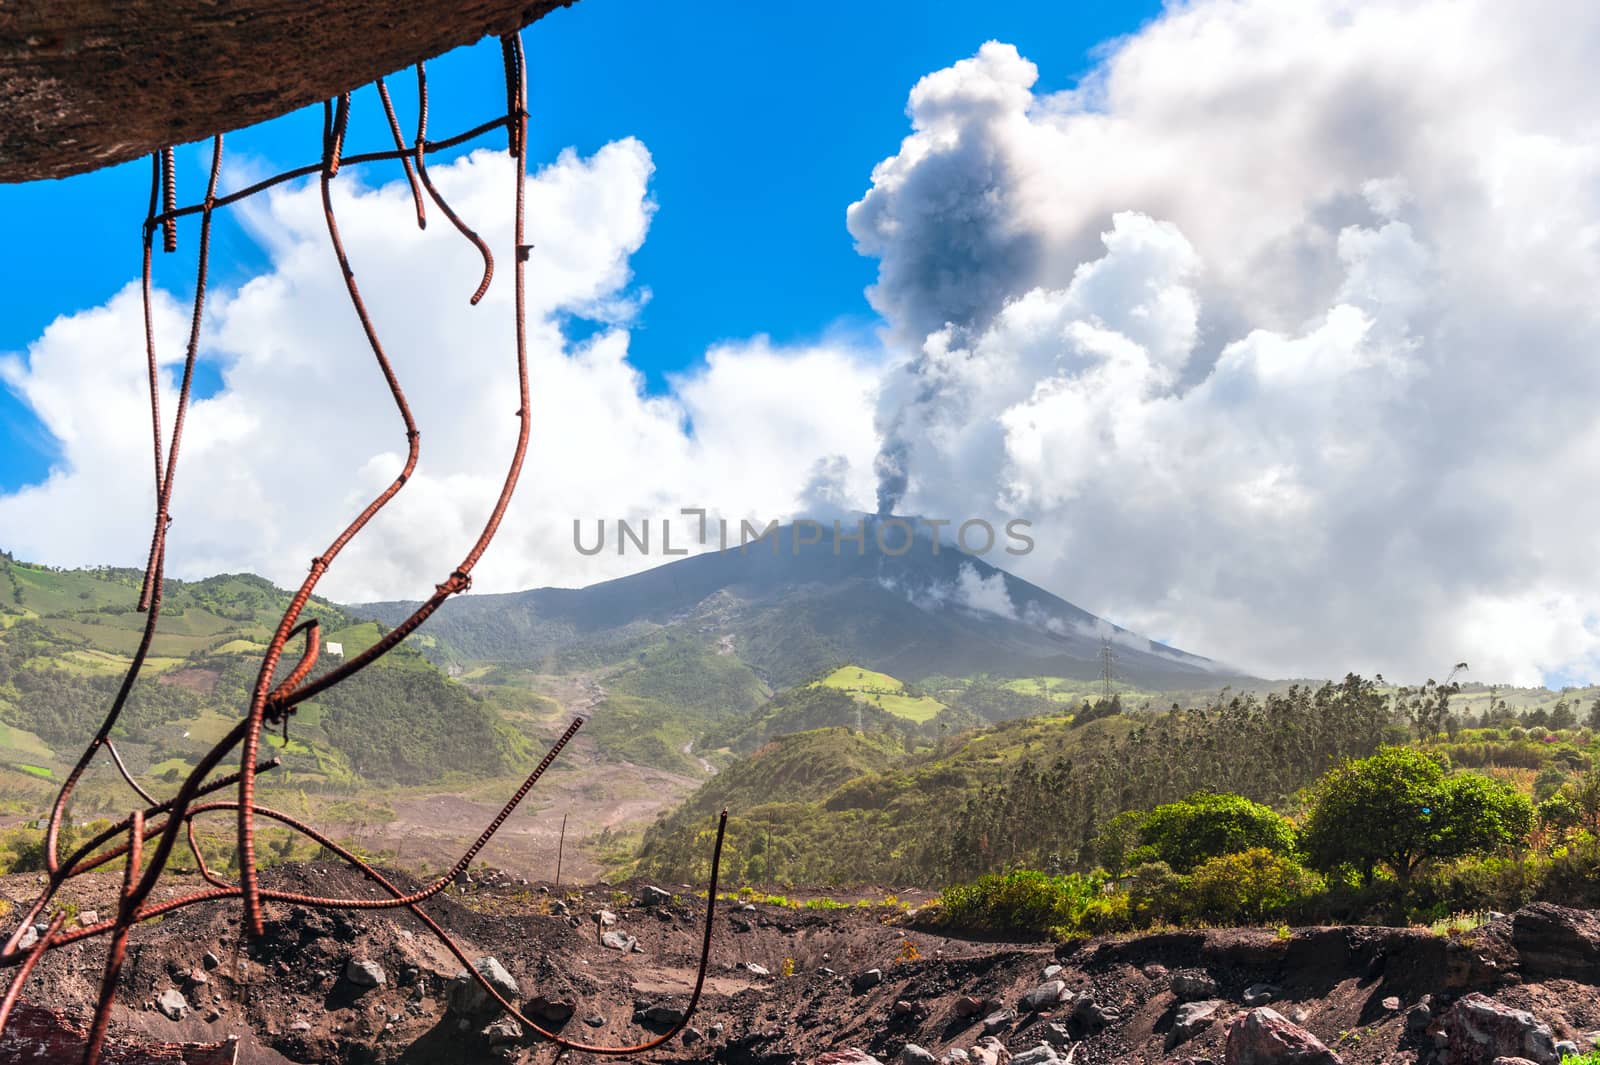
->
[1301,747,1532,885]
[1133,792,1298,873]
[1549,699,1577,731]
[1587,695,1600,731]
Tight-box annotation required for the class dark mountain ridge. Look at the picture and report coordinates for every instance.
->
[356,516,1246,689]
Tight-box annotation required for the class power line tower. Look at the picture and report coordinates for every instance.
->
[1099,637,1117,703]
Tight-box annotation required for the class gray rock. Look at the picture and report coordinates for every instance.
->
[1043,963,1062,978]
[1555,1041,1581,1057]
[549,899,568,915]
[290,1019,312,1032]
[1440,993,1559,1065]
[156,988,189,1021]
[816,1052,885,1065]
[1041,1021,1071,1046]
[601,930,638,952]
[743,962,771,976]
[77,910,99,927]
[940,1052,971,1065]
[1492,1059,1541,1065]
[483,1017,522,1045]
[1170,969,1220,1001]
[901,1045,938,1065]
[639,885,673,907]
[1021,980,1068,1012]
[346,958,385,988]
[1167,999,1225,1051]
[202,951,221,970]
[1012,1046,1061,1065]
[1380,995,1400,1012]
[595,909,618,927]
[1242,983,1280,1007]
[584,1015,605,1028]
[682,1027,704,1045]
[982,1007,1017,1034]
[15,927,37,951]
[1224,1007,1342,1064]
[853,968,884,992]
[446,957,522,1018]
[635,1003,686,1027]
[1073,995,1119,1030]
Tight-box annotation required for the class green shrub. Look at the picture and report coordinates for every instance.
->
[1134,792,1298,873]
[1189,848,1324,925]
[935,869,1106,935]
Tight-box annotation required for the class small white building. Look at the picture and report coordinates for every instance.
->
[325,641,344,657]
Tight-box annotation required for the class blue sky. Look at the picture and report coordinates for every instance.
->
[5,0,1596,684]
[0,0,1161,492]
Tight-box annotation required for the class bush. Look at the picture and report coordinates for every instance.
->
[1134,792,1298,873]
[1189,848,1324,925]
[935,869,1106,935]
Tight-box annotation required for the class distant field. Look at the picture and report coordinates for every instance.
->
[813,665,946,723]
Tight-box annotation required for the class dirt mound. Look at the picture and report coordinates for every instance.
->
[5,866,1599,1065]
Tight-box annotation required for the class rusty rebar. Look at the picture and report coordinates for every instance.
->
[0,32,726,1064]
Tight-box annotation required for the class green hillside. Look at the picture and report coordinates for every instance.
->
[636,675,1472,886]
[0,556,524,803]
[813,664,946,722]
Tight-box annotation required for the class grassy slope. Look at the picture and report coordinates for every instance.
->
[0,558,521,805]
[636,709,1139,885]
[814,665,946,723]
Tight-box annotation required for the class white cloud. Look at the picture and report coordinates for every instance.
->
[848,3,1600,685]
[0,141,880,602]
[9,0,1600,687]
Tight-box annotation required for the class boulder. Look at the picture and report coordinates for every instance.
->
[1440,993,1559,1065]
[1241,984,1279,1007]
[901,1045,938,1065]
[202,951,221,970]
[526,995,575,1024]
[446,957,521,1018]
[15,927,37,951]
[1512,903,1600,981]
[1040,1022,1071,1047]
[639,885,673,907]
[156,988,189,1021]
[982,1007,1017,1034]
[1166,1000,1226,1051]
[595,909,618,926]
[941,1052,971,1065]
[345,958,385,988]
[853,969,884,993]
[1171,969,1221,1002]
[634,1002,685,1028]
[483,1017,522,1045]
[970,1037,1012,1065]
[1224,1007,1342,1065]
[1020,980,1069,1012]
[817,1052,884,1065]
[954,996,990,1018]
[601,931,638,952]
[1012,1046,1061,1065]
[1491,1059,1541,1065]
[1073,995,1120,1030]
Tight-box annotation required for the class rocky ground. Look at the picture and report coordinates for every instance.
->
[3,864,1598,1065]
